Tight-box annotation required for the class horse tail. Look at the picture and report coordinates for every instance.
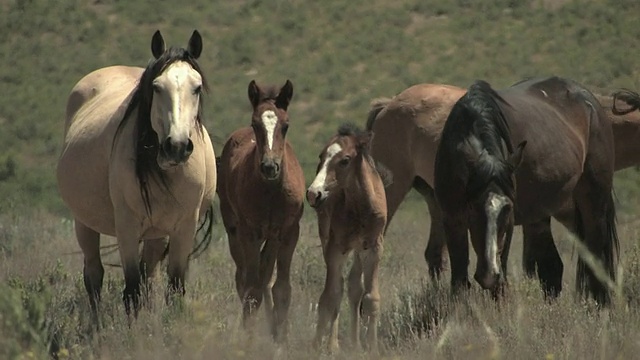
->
[190,204,216,259]
[366,97,392,131]
[612,88,640,115]
[573,191,619,304]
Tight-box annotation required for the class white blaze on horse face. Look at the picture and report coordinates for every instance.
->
[485,192,508,277]
[261,110,278,150]
[308,143,342,199]
[151,61,202,144]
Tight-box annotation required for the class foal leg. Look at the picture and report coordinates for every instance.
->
[360,241,383,352]
[347,254,363,349]
[76,220,103,325]
[271,222,300,343]
[522,218,563,298]
[314,241,349,352]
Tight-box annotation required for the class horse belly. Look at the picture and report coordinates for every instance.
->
[57,133,116,236]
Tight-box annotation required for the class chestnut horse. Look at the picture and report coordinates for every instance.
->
[57,30,217,321]
[433,77,618,304]
[307,124,387,352]
[368,82,635,299]
[217,80,305,342]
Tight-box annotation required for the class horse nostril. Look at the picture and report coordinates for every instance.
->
[162,137,172,151]
[185,139,194,156]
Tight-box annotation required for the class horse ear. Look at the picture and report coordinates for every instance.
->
[507,140,526,171]
[151,30,165,59]
[248,80,260,108]
[187,30,203,59]
[356,130,374,153]
[276,80,293,110]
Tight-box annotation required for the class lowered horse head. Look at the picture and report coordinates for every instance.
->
[307,123,375,208]
[247,79,293,181]
[435,80,526,293]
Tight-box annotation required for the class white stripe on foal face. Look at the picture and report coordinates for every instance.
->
[308,143,342,198]
[261,110,278,150]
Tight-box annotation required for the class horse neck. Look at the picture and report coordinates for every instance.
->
[343,157,380,213]
[600,96,640,170]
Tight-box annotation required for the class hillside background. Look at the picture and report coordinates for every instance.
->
[5,1,640,359]
[2,0,640,216]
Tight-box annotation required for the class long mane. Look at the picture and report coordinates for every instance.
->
[114,47,209,215]
[444,80,515,199]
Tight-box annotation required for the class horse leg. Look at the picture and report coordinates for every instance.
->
[115,210,143,319]
[314,240,348,352]
[347,254,363,349]
[75,220,103,326]
[165,220,197,306]
[221,201,245,301]
[522,218,563,298]
[139,236,168,307]
[360,239,383,353]
[573,176,617,306]
[271,222,300,343]
[443,213,470,292]
[415,179,448,280]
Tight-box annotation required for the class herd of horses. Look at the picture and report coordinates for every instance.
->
[55,30,640,351]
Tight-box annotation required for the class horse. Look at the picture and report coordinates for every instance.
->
[216,80,305,342]
[433,78,618,304]
[367,82,636,299]
[307,124,388,352]
[56,30,217,321]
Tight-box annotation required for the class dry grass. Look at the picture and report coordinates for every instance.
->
[2,195,640,359]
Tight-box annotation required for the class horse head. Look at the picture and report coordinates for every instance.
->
[248,79,293,181]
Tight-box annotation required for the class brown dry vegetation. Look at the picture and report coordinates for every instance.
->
[3,198,640,359]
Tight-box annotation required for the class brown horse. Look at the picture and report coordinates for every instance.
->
[368,82,636,298]
[217,80,305,342]
[307,124,387,352]
[433,78,618,304]
[56,30,217,321]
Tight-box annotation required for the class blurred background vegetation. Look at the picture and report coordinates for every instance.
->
[2,0,640,217]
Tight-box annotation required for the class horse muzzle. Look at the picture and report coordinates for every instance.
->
[159,137,194,168]
[306,189,326,208]
[260,159,281,180]
[474,267,502,290]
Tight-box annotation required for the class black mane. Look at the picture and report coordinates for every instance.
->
[114,47,209,215]
[444,80,515,199]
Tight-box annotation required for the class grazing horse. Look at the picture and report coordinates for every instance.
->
[368,82,635,298]
[57,30,217,320]
[217,80,305,342]
[433,78,619,304]
[307,124,387,352]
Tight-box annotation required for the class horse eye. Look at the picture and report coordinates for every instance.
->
[281,123,289,134]
[194,85,202,95]
[339,157,350,166]
[152,84,161,93]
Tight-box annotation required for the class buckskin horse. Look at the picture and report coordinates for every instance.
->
[368,81,633,300]
[216,80,305,342]
[433,78,618,304]
[56,30,217,322]
[307,124,388,352]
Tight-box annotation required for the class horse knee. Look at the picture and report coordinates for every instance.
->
[360,293,380,319]
[272,279,291,309]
